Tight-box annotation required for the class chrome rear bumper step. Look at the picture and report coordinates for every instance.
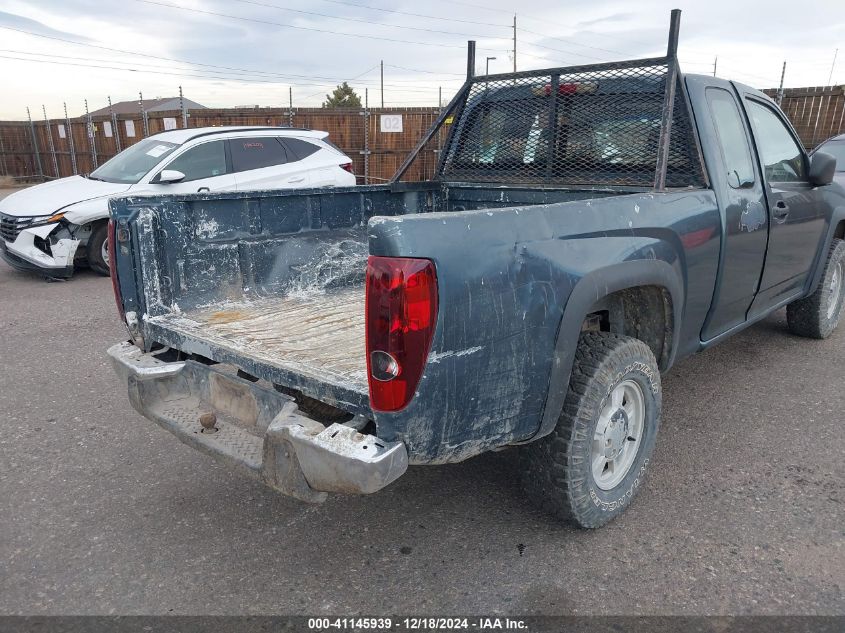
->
[107,342,407,502]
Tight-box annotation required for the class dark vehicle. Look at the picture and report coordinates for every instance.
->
[813,133,845,186]
[107,12,845,528]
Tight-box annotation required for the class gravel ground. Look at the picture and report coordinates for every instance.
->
[0,191,842,615]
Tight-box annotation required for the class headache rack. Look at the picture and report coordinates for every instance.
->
[394,9,706,191]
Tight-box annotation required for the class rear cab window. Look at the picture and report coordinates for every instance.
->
[705,88,755,188]
[230,137,290,172]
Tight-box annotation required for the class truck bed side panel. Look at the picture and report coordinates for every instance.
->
[369,190,720,463]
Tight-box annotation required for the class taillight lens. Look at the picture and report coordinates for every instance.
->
[340,162,354,174]
[108,219,126,322]
[365,256,438,412]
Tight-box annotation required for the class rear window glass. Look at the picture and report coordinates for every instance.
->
[230,137,290,172]
[706,88,755,188]
[283,138,321,160]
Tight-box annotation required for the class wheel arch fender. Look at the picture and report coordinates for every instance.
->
[60,199,110,226]
[530,258,684,442]
[806,205,845,296]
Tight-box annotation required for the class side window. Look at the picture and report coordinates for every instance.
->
[163,140,227,182]
[706,88,755,188]
[230,137,289,172]
[745,100,807,182]
[282,137,320,160]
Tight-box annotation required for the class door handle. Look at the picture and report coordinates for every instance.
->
[197,187,210,193]
[287,177,306,184]
[772,200,789,220]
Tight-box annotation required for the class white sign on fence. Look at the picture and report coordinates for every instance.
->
[379,114,403,133]
[125,120,136,138]
[163,117,177,131]
[57,124,66,139]
[103,121,113,138]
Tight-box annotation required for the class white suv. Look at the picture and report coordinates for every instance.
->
[0,126,356,279]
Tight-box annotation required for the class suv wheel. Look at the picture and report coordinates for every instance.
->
[87,222,110,276]
[521,332,661,528]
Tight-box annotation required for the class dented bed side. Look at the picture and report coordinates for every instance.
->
[111,181,721,464]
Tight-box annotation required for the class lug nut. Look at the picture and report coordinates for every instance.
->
[199,412,218,433]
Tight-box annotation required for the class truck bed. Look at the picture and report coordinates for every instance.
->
[116,183,626,418]
[146,286,367,394]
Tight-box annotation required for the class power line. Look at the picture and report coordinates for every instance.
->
[315,0,508,28]
[518,27,636,58]
[302,64,380,101]
[383,63,464,77]
[0,53,449,94]
[230,0,503,38]
[134,0,468,49]
[0,25,463,87]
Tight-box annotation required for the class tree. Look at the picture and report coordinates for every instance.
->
[322,82,362,108]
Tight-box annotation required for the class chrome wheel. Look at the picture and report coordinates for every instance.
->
[827,260,842,320]
[592,379,645,491]
[101,238,109,269]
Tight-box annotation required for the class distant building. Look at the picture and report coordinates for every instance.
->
[88,97,207,117]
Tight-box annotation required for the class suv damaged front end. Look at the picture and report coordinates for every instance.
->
[0,211,85,278]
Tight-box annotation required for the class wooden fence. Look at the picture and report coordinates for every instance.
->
[766,86,845,149]
[3,84,845,183]
[0,106,446,183]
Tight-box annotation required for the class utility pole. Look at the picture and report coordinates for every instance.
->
[486,56,497,75]
[828,48,839,86]
[27,107,44,179]
[85,98,97,168]
[179,85,188,128]
[139,91,148,137]
[713,56,717,77]
[380,60,384,108]
[64,102,78,175]
[363,87,370,184]
[512,15,517,73]
[109,96,121,152]
[777,61,786,105]
[288,86,294,127]
[42,105,59,178]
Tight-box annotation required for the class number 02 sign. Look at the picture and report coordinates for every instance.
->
[379,114,403,133]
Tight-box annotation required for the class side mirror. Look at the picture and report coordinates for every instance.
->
[157,169,186,184]
[809,152,836,186]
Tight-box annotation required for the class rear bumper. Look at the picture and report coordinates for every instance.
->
[107,341,407,502]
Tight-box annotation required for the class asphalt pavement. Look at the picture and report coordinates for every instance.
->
[0,187,842,615]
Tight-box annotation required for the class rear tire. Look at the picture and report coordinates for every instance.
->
[521,332,661,528]
[87,222,110,276]
[786,238,845,339]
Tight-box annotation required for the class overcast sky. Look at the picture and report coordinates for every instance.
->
[0,0,842,119]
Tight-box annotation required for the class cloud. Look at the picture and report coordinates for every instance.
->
[0,9,92,42]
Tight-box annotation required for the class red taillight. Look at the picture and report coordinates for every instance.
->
[365,256,438,412]
[340,162,354,174]
[108,219,126,322]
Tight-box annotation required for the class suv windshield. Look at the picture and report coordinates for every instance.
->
[89,139,179,184]
[817,140,845,171]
